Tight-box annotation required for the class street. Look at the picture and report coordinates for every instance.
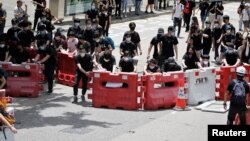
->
[1,1,242,141]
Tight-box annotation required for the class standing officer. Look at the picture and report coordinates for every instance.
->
[72,42,93,103]
[224,66,249,125]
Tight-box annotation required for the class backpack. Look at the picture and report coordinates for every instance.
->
[183,1,190,14]
[231,80,246,105]
[103,37,115,49]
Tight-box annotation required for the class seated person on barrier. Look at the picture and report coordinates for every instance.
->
[222,48,240,67]
[119,51,136,73]
[98,50,116,72]
[72,42,93,103]
[162,57,182,73]
[144,58,161,75]
[200,54,210,68]
[10,42,29,64]
[0,34,9,62]
[0,68,7,89]
[182,46,202,71]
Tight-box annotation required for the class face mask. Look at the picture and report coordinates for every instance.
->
[126,37,131,42]
[91,6,95,9]
[80,53,85,57]
[226,30,231,34]
[104,58,110,62]
[0,44,4,48]
[214,24,219,28]
[74,23,80,27]
[95,39,100,43]
[149,65,155,69]
[203,61,209,65]
[40,45,46,50]
[205,24,210,28]
[55,36,60,40]
[157,34,162,39]
[86,24,92,29]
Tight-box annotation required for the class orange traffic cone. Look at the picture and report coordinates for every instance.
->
[173,80,191,111]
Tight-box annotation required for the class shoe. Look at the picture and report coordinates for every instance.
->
[239,29,243,31]
[72,96,78,103]
[46,91,52,95]
[81,95,85,102]
[145,11,148,13]
[150,11,154,14]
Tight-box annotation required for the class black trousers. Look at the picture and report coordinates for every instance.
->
[159,0,166,9]
[184,14,191,31]
[227,105,247,125]
[33,9,44,30]
[44,66,55,93]
[73,71,89,96]
[115,0,121,16]
[203,45,211,55]
[214,42,220,60]
[174,17,182,37]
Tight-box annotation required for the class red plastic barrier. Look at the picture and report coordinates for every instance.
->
[25,48,38,59]
[88,71,143,110]
[57,53,82,87]
[0,62,44,97]
[142,72,184,110]
[215,66,237,100]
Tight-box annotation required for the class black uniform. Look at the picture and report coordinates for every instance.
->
[73,54,93,96]
[226,79,249,125]
[37,45,56,93]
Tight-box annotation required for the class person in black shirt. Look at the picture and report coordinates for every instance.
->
[35,24,50,50]
[224,66,249,125]
[200,54,210,67]
[159,26,178,67]
[67,18,84,38]
[197,0,209,29]
[123,22,142,55]
[98,7,109,36]
[202,20,212,55]
[238,1,245,31]
[216,1,224,27]
[212,20,222,61]
[92,19,103,35]
[222,48,240,66]
[147,28,164,60]
[53,31,67,52]
[84,19,95,54]
[120,32,137,58]
[189,26,202,59]
[217,15,236,44]
[11,42,29,64]
[17,21,35,48]
[98,50,116,72]
[31,0,46,31]
[182,46,202,71]
[0,34,9,62]
[119,51,136,73]
[162,57,182,72]
[144,58,161,75]
[33,43,56,95]
[78,34,91,54]
[220,25,235,62]
[37,13,54,40]
[6,19,21,49]
[208,1,216,29]
[72,43,93,103]
[235,32,243,50]
[85,3,99,22]
[0,68,7,89]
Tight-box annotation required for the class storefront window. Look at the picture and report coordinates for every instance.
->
[65,0,92,16]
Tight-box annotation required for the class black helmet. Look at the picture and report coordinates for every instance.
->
[37,23,46,30]
[223,15,229,20]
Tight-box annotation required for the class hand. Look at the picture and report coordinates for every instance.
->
[223,103,227,110]
[85,72,90,76]
[216,39,220,44]
[10,126,17,134]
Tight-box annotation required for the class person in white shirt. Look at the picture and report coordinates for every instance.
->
[172,0,184,37]
[241,3,250,32]
[14,0,28,23]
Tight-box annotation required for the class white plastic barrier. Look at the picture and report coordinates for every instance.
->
[0,126,15,141]
[185,67,216,105]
